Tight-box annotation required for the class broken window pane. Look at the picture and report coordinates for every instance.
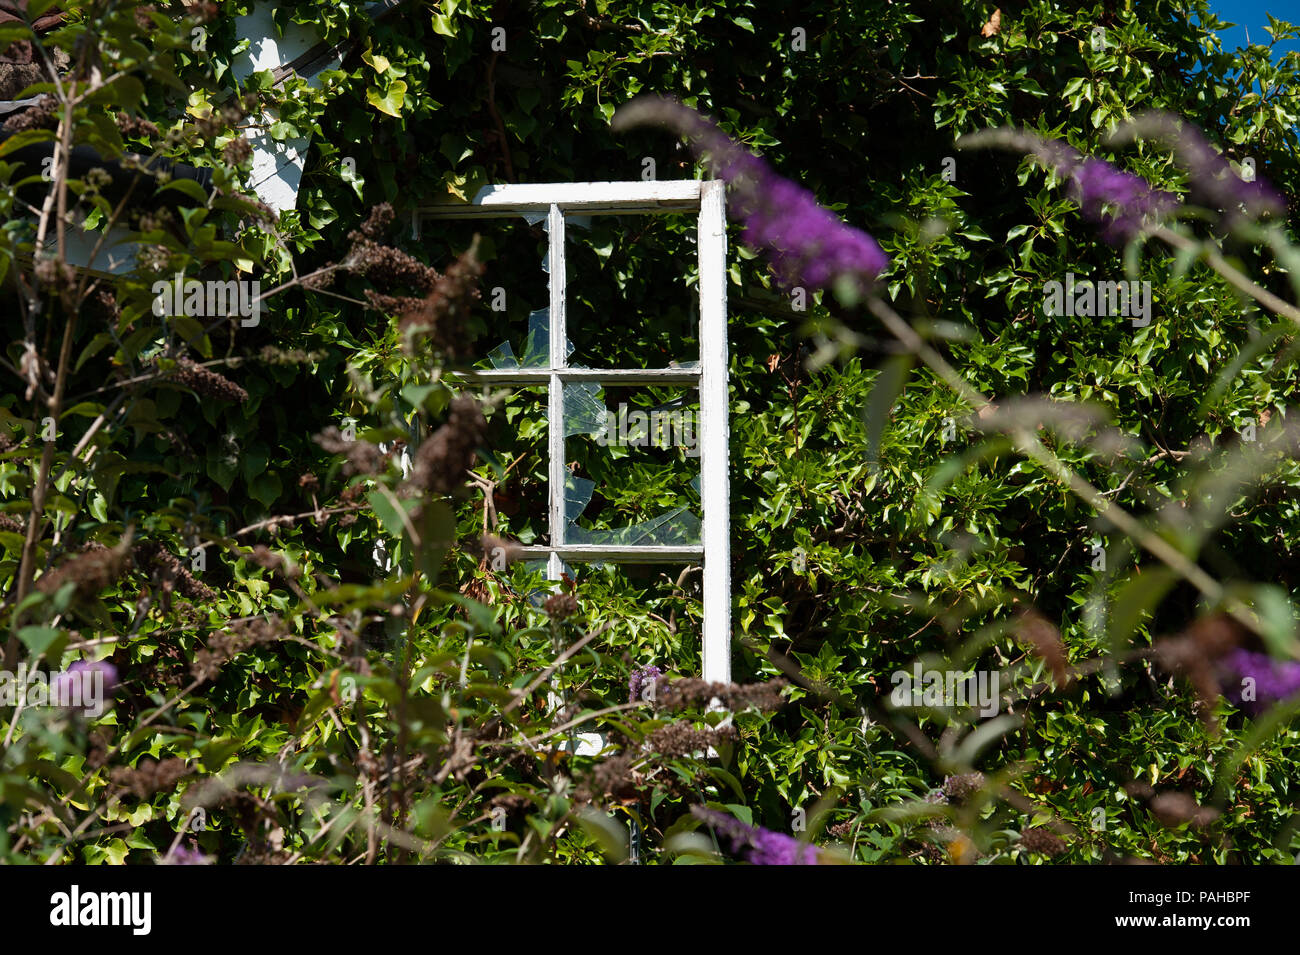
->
[563,386,702,546]
[472,386,552,545]
[416,216,550,369]
[562,381,607,437]
[487,308,553,369]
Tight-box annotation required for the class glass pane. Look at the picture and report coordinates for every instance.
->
[562,384,701,546]
[417,216,551,370]
[564,213,699,369]
[471,385,552,545]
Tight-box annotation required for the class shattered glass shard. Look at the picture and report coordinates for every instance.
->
[487,308,569,369]
[564,381,607,437]
[567,507,701,547]
[564,473,595,525]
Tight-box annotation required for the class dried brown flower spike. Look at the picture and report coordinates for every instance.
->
[405,395,487,496]
[37,534,134,603]
[1019,826,1066,857]
[164,358,249,403]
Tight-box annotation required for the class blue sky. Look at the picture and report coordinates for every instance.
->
[1209,0,1300,56]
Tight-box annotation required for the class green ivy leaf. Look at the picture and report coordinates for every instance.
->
[367,80,408,117]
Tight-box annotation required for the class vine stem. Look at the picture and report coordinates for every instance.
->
[5,89,80,670]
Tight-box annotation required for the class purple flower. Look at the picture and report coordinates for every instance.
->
[1176,128,1283,219]
[628,664,662,704]
[50,659,118,715]
[1219,648,1300,715]
[159,844,211,865]
[960,128,1177,244]
[68,659,119,689]
[1118,112,1286,223]
[613,96,888,292]
[691,806,821,865]
[1037,139,1178,244]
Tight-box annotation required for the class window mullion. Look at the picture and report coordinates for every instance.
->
[547,203,567,584]
[698,180,731,685]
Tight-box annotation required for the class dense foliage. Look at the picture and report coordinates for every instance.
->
[2,0,1300,864]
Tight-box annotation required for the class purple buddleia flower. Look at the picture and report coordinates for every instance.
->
[961,128,1177,244]
[1116,112,1286,224]
[50,659,119,716]
[1175,127,1284,219]
[158,844,212,865]
[1219,648,1300,715]
[613,96,888,293]
[691,806,821,865]
[628,664,662,704]
[1037,139,1179,244]
[69,659,119,690]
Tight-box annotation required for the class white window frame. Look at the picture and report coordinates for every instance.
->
[418,180,731,684]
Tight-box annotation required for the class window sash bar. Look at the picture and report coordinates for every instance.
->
[509,544,704,564]
[698,180,731,685]
[547,203,567,584]
[452,366,700,386]
[418,180,703,219]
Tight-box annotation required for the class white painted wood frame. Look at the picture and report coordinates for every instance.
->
[419,180,731,685]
